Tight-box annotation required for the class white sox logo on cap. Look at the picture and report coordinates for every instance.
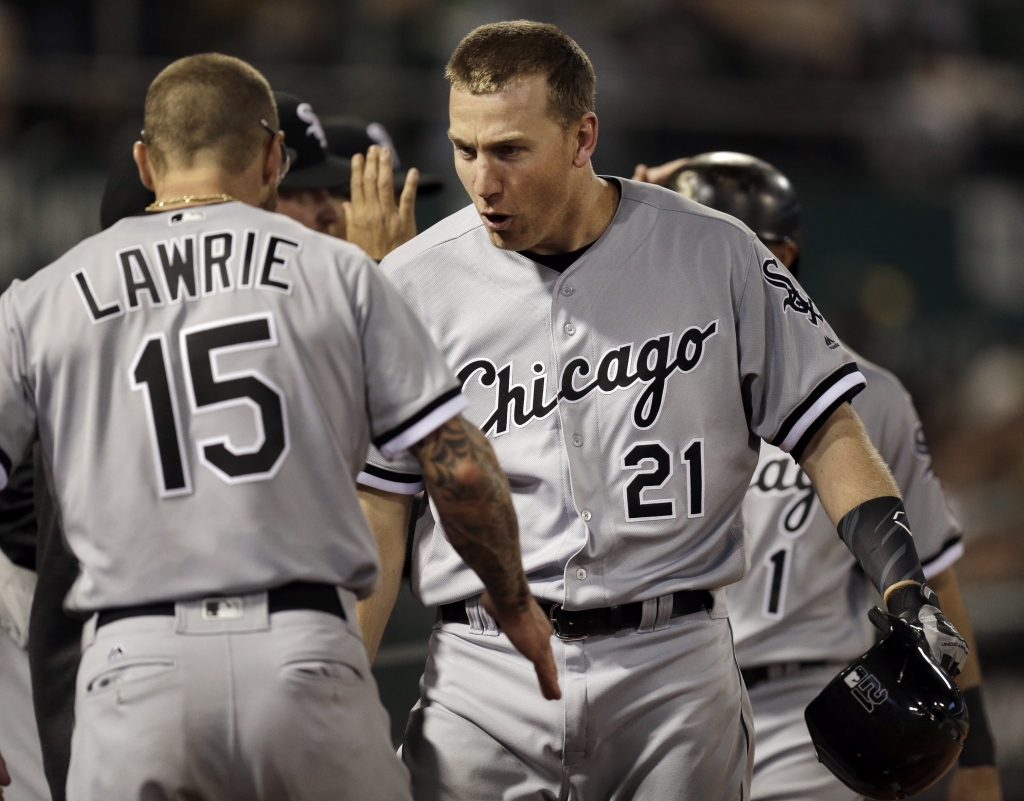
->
[296,103,328,149]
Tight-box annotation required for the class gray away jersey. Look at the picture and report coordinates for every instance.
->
[730,353,963,668]
[0,202,466,612]
[359,178,866,609]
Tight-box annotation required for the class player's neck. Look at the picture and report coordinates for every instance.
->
[530,171,620,255]
[150,165,266,210]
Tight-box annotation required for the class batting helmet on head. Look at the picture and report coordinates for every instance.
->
[804,608,969,800]
[665,151,801,246]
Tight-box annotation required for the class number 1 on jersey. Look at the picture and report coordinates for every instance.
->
[130,333,192,497]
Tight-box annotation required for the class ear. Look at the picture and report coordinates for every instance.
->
[133,142,155,191]
[263,131,285,186]
[572,112,599,169]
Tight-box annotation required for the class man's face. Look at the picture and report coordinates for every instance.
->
[449,75,578,252]
[276,188,338,234]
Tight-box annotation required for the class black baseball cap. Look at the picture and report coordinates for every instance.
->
[320,116,444,197]
[100,150,156,229]
[274,92,350,191]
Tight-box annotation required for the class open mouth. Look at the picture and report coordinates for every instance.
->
[481,213,512,230]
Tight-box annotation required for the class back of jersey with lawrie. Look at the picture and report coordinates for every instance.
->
[0,202,462,613]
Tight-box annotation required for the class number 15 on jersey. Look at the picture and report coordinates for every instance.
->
[130,312,291,498]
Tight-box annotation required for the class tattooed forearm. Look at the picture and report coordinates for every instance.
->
[411,415,530,613]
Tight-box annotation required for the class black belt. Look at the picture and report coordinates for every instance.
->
[440,590,713,640]
[95,581,346,629]
[740,660,830,691]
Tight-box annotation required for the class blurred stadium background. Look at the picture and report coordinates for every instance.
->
[1,0,1022,796]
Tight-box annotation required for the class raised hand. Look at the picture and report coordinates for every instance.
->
[343,145,419,260]
[632,158,691,186]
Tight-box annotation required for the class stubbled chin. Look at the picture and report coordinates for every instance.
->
[486,229,526,251]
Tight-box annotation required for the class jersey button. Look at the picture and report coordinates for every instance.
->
[561,285,574,296]
[571,434,583,447]
[580,509,592,522]
[575,567,588,581]
[563,323,576,336]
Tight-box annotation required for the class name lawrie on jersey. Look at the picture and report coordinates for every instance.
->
[72,228,300,324]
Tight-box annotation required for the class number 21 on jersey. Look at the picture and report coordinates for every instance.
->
[620,438,704,521]
[130,311,290,497]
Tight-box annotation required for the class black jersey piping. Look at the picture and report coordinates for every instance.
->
[373,386,463,452]
[921,536,964,568]
[0,446,11,483]
[788,382,865,463]
[361,463,423,484]
[772,363,862,456]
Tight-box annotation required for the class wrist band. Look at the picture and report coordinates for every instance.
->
[837,497,926,595]
[960,686,997,767]
[882,579,921,606]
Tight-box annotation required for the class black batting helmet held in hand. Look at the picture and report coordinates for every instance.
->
[805,609,969,800]
[665,152,801,246]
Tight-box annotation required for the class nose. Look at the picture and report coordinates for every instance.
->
[472,157,502,203]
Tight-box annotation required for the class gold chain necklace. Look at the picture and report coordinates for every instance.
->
[145,193,236,212]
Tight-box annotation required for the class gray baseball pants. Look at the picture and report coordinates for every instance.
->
[66,589,412,801]
[0,630,51,801]
[402,595,752,801]
[747,665,861,801]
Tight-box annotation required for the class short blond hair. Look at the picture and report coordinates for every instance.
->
[446,21,596,128]
[143,53,277,174]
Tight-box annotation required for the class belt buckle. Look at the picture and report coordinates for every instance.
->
[548,603,588,641]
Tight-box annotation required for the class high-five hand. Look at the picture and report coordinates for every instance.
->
[344,145,419,260]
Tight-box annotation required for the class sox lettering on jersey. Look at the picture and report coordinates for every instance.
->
[761,258,822,326]
[457,320,719,436]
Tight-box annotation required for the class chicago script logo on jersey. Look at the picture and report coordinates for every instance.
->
[457,320,719,436]
[750,449,816,536]
[761,258,822,326]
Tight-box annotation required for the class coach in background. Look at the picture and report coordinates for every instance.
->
[0,52,557,799]
[637,152,1001,801]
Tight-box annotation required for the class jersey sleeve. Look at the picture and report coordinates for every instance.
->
[737,238,866,461]
[0,288,37,490]
[868,377,964,579]
[352,258,467,461]
[357,444,424,495]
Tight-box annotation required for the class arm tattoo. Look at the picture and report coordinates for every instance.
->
[411,415,530,613]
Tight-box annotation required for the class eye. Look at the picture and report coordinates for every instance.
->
[455,144,475,159]
[497,145,521,158]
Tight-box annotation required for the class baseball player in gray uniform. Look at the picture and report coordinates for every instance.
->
[356,21,969,801]
[637,152,1000,801]
[0,53,558,801]
[0,457,50,801]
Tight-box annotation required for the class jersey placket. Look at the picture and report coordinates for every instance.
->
[550,269,607,610]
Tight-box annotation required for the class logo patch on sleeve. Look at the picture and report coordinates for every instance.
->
[762,258,823,326]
